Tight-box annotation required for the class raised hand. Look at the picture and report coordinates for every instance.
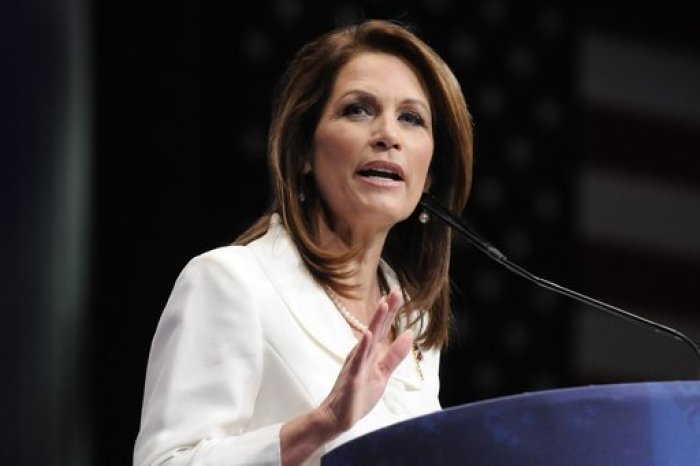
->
[317,288,414,432]
[280,288,414,466]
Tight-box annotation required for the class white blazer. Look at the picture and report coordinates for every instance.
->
[133,215,442,466]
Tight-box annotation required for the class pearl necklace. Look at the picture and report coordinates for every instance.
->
[324,285,424,381]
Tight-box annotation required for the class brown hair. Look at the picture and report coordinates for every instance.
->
[236,19,473,349]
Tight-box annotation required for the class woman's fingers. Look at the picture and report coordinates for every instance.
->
[346,330,372,377]
[320,290,411,434]
[379,329,414,375]
[367,298,389,337]
[368,288,403,341]
[385,288,403,313]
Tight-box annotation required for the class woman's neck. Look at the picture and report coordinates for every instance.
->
[315,212,390,320]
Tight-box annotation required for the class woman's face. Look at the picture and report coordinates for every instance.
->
[311,51,434,234]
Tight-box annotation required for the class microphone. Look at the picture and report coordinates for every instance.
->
[419,191,700,379]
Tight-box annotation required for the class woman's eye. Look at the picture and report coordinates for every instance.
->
[342,103,372,118]
[399,111,425,127]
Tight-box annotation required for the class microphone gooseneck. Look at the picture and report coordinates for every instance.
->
[419,191,700,378]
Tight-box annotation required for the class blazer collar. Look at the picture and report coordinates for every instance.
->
[247,214,424,390]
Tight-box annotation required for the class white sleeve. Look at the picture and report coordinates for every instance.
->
[133,248,283,466]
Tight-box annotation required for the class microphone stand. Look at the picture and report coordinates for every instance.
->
[419,192,700,379]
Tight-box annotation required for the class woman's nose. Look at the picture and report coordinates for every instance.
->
[371,116,401,151]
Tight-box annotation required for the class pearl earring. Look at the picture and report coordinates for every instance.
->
[418,210,430,224]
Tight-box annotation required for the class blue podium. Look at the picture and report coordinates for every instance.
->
[321,381,700,466]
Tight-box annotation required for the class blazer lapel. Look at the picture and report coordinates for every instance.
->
[248,215,357,363]
[250,214,424,390]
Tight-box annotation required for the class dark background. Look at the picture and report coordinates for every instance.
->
[4,1,699,465]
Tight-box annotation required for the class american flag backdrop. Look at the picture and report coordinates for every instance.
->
[574,2,700,383]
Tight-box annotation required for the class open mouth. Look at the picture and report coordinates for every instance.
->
[356,168,404,181]
[356,161,405,182]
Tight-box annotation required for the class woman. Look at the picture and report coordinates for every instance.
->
[134,19,473,466]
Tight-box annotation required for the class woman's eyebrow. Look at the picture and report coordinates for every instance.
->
[337,89,430,113]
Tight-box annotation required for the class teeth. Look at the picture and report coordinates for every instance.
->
[358,168,402,181]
